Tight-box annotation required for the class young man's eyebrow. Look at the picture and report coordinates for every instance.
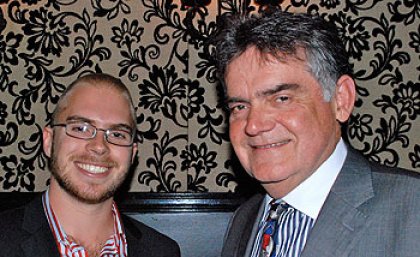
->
[65,116,133,131]
[65,115,91,123]
[112,124,134,132]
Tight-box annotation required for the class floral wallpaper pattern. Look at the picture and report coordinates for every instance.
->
[0,0,419,193]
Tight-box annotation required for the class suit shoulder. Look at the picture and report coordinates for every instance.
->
[369,161,420,187]
[347,147,419,190]
[367,162,420,212]
[122,214,180,255]
[0,205,27,252]
[123,214,176,241]
[0,205,25,230]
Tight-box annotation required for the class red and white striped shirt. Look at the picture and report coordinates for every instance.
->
[42,191,128,257]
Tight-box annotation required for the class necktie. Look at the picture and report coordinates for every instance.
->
[260,200,287,257]
[259,200,314,257]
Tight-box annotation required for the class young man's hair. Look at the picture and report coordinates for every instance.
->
[51,73,137,128]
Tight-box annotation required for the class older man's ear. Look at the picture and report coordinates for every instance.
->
[334,74,356,123]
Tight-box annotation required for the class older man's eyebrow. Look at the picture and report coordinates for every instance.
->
[258,83,299,97]
[225,97,249,105]
[225,83,299,105]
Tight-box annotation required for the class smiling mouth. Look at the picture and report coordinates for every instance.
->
[252,139,291,149]
[77,163,109,174]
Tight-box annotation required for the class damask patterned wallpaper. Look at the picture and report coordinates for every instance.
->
[0,0,419,193]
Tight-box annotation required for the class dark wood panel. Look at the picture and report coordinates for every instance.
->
[0,192,247,213]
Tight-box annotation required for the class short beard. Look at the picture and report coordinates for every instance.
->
[48,143,127,205]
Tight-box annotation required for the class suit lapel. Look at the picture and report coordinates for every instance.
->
[123,215,144,257]
[233,194,264,257]
[301,149,374,257]
[19,198,144,257]
[21,228,59,257]
[221,193,264,257]
[20,196,59,257]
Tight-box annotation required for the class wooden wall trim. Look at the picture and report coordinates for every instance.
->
[0,192,246,213]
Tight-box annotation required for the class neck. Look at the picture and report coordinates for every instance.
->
[264,138,342,199]
[262,179,303,199]
[48,180,115,250]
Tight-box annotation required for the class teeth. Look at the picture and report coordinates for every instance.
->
[254,140,289,149]
[77,163,108,174]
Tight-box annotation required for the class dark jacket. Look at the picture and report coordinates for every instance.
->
[0,196,180,257]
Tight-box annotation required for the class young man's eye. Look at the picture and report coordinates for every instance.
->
[71,124,90,133]
[109,131,128,139]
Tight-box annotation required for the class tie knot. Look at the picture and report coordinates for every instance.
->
[268,200,290,220]
[258,200,314,257]
[270,199,289,209]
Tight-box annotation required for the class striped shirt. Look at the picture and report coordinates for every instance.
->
[250,140,347,257]
[42,191,128,257]
[251,200,314,257]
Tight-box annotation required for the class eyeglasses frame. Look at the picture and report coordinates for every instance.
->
[51,122,135,147]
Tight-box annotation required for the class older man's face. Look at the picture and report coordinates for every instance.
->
[225,47,352,197]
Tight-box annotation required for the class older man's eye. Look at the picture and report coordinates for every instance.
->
[229,104,247,113]
[276,96,289,102]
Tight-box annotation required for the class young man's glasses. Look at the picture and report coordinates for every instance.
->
[51,122,135,147]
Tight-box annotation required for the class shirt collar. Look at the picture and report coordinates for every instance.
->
[42,190,127,255]
[267,139,347,220]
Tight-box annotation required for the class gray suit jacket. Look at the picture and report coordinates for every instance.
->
[0,196,181,257]
[221,148,420,257]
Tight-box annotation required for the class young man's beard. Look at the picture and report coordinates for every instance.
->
[48,144,127,205]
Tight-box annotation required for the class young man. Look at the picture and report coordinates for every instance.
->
[0,74,180,257]
[214,11,419,257]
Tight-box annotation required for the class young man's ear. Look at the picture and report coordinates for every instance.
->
[131,143,138,164]
[334,75,356,123]
[43,126,53,158]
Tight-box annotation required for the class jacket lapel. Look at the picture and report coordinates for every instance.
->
[20,196,59,257]
[20,197,144,257]
[233,194,264,257]
[301,149,374,257]
[123,215,144,257]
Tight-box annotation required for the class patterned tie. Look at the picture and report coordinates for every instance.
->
[260,200,286,257]
[259,200,314,257]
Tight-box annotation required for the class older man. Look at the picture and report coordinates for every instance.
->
[214,10,420,257]
[0,73,180,257]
